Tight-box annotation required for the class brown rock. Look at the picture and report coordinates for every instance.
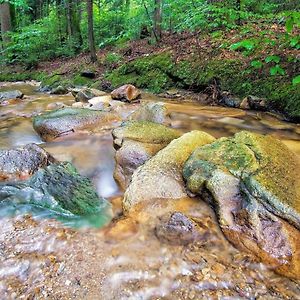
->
[111,84,141,102]
[155,212,204,245]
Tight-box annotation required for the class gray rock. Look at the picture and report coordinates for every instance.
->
[0,144,55,181]
[33,108,120,141]
[75,88,107,102]
[155,212,203,245]
[0,90,24,102]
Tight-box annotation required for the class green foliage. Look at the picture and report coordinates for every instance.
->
[292,75,300,85]
[265,55,280,64]
[230,39,257,55]
[270,65,285,76]
[251,60,263,69]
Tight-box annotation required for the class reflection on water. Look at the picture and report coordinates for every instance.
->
[0,82,300,299]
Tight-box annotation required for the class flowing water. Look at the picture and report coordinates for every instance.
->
[0,81,300,299]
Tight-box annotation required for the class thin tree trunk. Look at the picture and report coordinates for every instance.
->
[0,2,12,44]
[87,0,97,62]
[236,0,241,25]
[153,0,162,42]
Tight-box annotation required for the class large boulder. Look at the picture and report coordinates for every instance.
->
[183,131,300,279]
[123,131,215,212]
[33,108,120,141]
[0,144,55,181]
[128,101,170,125]
[75,88,107,103]
[0,162,111,225]
[112,121,181,189]
[0,90,23,103]
[111,84,141,102]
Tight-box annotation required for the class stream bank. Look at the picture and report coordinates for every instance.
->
[0,81,300,299]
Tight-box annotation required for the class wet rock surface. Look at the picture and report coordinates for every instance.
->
[123,131,215,212]
[128,101,170,124]
[184,131,300,278]
[75,88,107,102]
[0,90,24,102]
[1,82,300,298]
[155,212,205,245]
[112,121,181,189]
[0,144,55,181]
[1,199,300,300]
[0,162,111,223]
[111,84,141,102]
[33,107,120,141]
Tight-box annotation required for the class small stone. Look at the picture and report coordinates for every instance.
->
[155,212,201,245]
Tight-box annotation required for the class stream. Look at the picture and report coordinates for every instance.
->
[0,81,300,299]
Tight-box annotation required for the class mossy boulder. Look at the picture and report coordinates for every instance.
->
[112,121,181,189]
[0,162,111,226]
[40,74,63,91]
[183,131,300,279]
[128,102,170,125]
[106,52,300,121]
[123,131,215,212]
[106,53,175,93]
[33,108,120,141]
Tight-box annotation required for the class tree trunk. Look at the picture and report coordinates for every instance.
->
[66,0,83,51]
[87,0,97,62]
[153,0,162,42]
[0,2,12,44]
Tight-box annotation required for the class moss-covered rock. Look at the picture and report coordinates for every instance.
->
[123,131,215,212]
[106,52,300,121]
[128,102,170,125]
[33,108,120,141]
[183,131,300,279]
[40,74,63,90]
[112,121,181,189]
[0,162,111,227]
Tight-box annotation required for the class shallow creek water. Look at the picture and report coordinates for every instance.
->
[0,81,300,299]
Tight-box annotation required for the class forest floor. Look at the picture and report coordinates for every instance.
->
[1,22,300,121]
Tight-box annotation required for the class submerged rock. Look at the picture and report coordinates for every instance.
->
[0,90,23,102]
[75,88,107,102]
[112,121,181,189]
[0,144,55,181]
[128,101,170,124]
[155,212,203,245]
[33,108,120,141]
[123,131,215,212]
[183,131,300,279]
[46,102,66,110]
[111,84,141,102]
[0,162,110,219]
